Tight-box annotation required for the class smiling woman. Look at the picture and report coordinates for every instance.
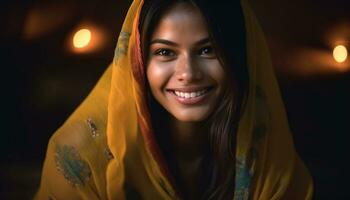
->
[146,2,228,122]
[34,0,313,199]
[143,3,235,199]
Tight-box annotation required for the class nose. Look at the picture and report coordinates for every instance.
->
[175,54,203,82]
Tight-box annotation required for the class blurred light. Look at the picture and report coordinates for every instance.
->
[73,29,91,48]
[333,45,348,63]
[67,23,108,54]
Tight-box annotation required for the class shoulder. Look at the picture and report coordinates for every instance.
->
[47,117,107,186]
[36,104,111,199]
[50,113,112,171]
[35,118,104,199]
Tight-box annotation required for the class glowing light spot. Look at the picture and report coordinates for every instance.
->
[333,45,348,63]
[73,29,91,48]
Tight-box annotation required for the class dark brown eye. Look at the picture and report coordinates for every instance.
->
[155,49,175,57]
[199,46,215,56]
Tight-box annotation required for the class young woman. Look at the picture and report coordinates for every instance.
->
[34,0,313,199]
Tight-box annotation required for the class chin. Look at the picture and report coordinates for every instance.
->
[172,110,211,122]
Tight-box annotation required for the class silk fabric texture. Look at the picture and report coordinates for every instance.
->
[35,0,313,199]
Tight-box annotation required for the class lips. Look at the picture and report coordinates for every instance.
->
[174,89,207,98]
[166,86,214,105]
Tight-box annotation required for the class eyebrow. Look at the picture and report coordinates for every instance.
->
[150,37,211,47]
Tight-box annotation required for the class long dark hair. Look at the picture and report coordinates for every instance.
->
[138,0,248,199]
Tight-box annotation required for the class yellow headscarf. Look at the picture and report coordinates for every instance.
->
[35,0,313,199]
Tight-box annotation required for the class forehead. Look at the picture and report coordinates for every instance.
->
[151,2,209,42]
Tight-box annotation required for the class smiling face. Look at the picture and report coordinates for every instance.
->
[146,2,227,122]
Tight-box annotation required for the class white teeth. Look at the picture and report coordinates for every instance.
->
[174,89,208,98]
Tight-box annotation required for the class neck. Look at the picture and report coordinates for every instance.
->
[168,115,209,162]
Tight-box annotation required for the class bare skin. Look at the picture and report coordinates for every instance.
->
[146,2,227,198]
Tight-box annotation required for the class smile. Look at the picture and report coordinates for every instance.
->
[174,88,209,98]
[166,86,214,105]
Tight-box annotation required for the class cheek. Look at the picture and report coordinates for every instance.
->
[146,61,173,95]
[201,59,226,85]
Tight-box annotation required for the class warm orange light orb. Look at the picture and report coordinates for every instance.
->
[333,45,348,63]
[73,29,91,48]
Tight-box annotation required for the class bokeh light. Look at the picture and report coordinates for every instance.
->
[73,29,91,48]
[333,45,348,63]
[67,23,107,54]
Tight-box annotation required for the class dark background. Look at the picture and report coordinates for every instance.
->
[1,0,349,199]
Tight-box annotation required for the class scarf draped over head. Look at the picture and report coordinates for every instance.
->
[35,0,313,199]
[106,0,313,199]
